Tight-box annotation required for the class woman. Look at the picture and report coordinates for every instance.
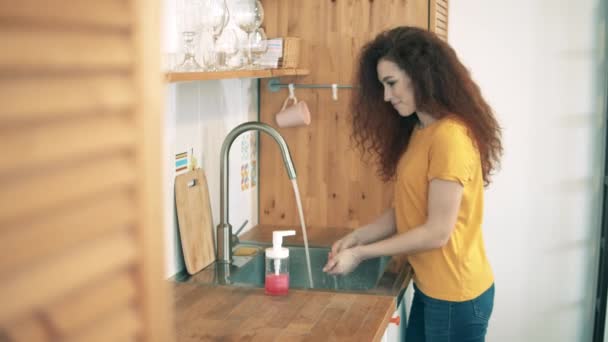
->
[322,26,502,341]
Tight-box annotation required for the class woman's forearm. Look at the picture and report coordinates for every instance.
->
[356,223,446,260]
[352,208,397,245]
[355,179,463,259]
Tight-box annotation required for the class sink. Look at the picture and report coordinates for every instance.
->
[228,244,390,291]
[172,242,410,296]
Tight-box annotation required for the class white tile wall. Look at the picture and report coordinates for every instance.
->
[163,80,260,277]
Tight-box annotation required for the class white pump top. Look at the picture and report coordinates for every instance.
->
[265,230,296,259]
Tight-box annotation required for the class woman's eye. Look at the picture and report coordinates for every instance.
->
[387,81,396,87]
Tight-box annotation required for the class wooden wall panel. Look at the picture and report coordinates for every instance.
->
[259,0,429,229]
[0,0,171,341]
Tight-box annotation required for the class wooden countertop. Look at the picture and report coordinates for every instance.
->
[172,225,411,341]
[173,283,395,341]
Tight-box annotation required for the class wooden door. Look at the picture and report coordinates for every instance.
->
[0,1,171,341]
[259,0,429,229]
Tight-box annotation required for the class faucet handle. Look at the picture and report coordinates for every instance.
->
[234,220,248,236]
[231,220,248,247]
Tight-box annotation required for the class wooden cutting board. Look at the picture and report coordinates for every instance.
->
[175,169,215,275]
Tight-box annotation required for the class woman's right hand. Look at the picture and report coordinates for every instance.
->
[329,231,361,258]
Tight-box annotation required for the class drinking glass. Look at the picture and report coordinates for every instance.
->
[176,0,203,71]
[232,0,264,68]
[200,0,230,70]
[249,28,268,69]
[214,27,239,70]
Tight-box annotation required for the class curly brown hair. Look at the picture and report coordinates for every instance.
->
[351,26,502,186]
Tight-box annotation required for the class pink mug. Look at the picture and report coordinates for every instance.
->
[275,96,311,128]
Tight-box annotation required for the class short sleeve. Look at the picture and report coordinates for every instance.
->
[427,122,477,185]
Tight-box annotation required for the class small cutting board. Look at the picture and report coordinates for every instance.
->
[175,169,215,275]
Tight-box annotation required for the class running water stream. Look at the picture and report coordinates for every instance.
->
[291,179,314,288]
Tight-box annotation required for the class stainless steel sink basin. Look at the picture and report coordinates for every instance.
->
[228,245,390,291]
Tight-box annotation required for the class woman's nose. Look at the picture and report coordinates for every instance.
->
[384,87,392,102]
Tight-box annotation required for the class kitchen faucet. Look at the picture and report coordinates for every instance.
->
[217,121,297,264]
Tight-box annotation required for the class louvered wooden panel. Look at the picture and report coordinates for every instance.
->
[0,231,137,322]
[0,115,135,175]
[0,75,134,124]
[45,271,136,336]
[0,154,135,223]
[0,0,131,29]
[436,6,447,18]
[1,316,50,342]
[131,0,173,341]
[436,9,448,23]
[64,306,139,342]
[0,29,132,72]
[0,0,171,341]
[259,0,428,229]
[436,20,447,31]
[435,26,448,39]
[0,191,135,274]
[430,0,449,41]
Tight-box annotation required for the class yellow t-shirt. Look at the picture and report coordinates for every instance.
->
[394,116,494,301]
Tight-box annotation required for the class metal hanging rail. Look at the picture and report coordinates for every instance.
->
[267,78,353,93]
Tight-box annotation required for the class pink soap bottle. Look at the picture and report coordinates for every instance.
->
[265,230,295,296]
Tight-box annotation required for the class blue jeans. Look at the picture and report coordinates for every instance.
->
[405,283,495,342]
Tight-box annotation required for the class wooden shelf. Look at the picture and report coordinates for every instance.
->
[165,68,310,83]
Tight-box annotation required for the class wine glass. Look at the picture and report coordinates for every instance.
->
[214,27,239,70]
[176,0,203,71]
[198,29,216,70]
[255,1,264,26]
[232,0,264,69]
[249,27,268,69]
[200,0,230,71]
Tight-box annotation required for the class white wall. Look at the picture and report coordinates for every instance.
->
[449,0,606,341]
[162,0,259,277]
[163,81,259,277]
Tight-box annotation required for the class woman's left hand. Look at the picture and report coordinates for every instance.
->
[322,247,363,275]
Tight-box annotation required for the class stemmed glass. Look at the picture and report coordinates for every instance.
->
[248,27,268,69]
[176,0,203,71]
[214,27,240,70]
[200,0,230,71]
[232,0,264,69]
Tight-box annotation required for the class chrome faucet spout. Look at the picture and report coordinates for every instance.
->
[217,122,297,264]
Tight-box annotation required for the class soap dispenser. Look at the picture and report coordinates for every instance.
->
[265,230,295,296]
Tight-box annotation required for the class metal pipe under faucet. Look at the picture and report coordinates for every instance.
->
[217,122,297,264]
